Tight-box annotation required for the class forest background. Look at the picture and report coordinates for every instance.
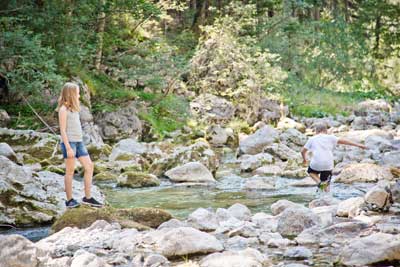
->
[1,0,399,137]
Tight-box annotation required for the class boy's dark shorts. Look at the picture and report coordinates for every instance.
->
[61,142,89,159]
[307,166,332,182]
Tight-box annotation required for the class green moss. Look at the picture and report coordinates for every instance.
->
[115,153,136,161]
[117,171,160,188]
[86,144,112,162]
[51,206,172,232]
[93,172,118,182]
[45,166,65,175]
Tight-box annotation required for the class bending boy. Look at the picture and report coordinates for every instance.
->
[301,124,367,192]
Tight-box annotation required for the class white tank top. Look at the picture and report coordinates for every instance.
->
[66,110,83,142]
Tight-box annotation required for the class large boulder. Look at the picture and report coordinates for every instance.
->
[277,117,306,133]
[0,156,104,226]
[239,126,279,155]
[190,94,236,124]
[336,197,364,217]
[199,248,268,267]
[187,208,219,231]
[355,99,391,115]
[338,233,400,266]
[206,125,234,147]
[335,163,394,184]
[280,128,307,147]
[380,151,400,168]
[51,206,171,232]
[79,104,104,146]
[271,200,304,216]
[276,207,320,236]
[71,249,111,267]
[95,102,142,141]
[238,153,274,172]
[164,162,215,183]
[259,99,288,123]
[150,140,218,176]
[364,182,392,212]
[227,203,252,221]
[117,171,160,188]
[0,234,46,267]
[146,227,223,258]
[0,142,17,162]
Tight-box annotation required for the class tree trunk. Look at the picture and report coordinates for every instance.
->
[374,15,381,56]
[344,0,349,22]
[192,0,209,32]
[94,0,106,70]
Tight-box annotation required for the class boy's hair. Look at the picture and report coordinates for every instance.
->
[314,123,327,133]
[56,82,80,112]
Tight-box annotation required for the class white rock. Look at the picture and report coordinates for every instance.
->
[339,233,400,266]
[239,153,274,172]
[284,246,313,259]
[0,234,45,267]
[200,248,268,267]
[335,163,393,184]
[337,197,364,217]
[187,208,219,231]
[271,200,304,216]
[276,207,320,236]
[0,142,17,162]
[239,126,279,155]
[71,249,111,267]
[165,162,215,183]
[227,203,252,221]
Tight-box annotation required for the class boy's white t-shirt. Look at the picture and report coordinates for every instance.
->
[304,134,339,171]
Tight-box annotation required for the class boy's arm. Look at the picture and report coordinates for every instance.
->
[301,147,308,166]
[337,138,367,149]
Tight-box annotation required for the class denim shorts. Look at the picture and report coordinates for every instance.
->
[60,142,89,159]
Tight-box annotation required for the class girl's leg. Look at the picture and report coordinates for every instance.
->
[65,157,75,200]
[78,155,94,199]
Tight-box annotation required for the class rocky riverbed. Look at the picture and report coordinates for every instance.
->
[1,98,400,266]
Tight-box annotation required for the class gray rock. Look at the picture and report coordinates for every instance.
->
[190,94,236,124]
[239,153,274,172]
[148,227,223,258]
[143,254,170,267]
[338,233,400,267]
[71,249,111,267]
[380,151,400,168]
[0,142,17,162]
[80,104,104,146]
[364,182,392,211]
[224,236,259,251]
[206,125,234,147]
[284,246,313,259]
[165,162,215,183]
[227,203,252,221]
[337,197,364,218]
[271,200,304,216]
[199,248,268,267]
[335,163,394,184]
[0,156,104,226]
[0,234,46,267]
[187,208,219,231]
[95,102,142,141]
[280,128,307,146]
[355,99,391,115]
[239,126,279,155]
[276,207,320,236]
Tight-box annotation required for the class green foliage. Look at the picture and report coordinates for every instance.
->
[139,94,189,138]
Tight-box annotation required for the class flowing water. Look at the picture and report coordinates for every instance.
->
[0,152,372,243]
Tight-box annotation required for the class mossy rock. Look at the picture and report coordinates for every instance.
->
[115,153,136,161]
[94,163,108,175]
[51,206,172,232]
[120,165,142,173]
[25,138,59,160]
[114,207,173,228]
[117,171,160,188]
[93,172,118,182]
[22,154,41,165]
[45,166,65,175]
[87,144,112,161]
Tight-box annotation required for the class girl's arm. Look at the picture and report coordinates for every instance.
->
[58,107,74,158]
[338,138,367,149]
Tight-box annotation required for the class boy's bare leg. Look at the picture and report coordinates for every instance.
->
[309,172,321,184]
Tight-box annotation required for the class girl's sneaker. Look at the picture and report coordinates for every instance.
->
[65,198,80,208]
[82,197,103,208]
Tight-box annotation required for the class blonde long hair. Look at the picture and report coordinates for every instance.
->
[56,82,80,112]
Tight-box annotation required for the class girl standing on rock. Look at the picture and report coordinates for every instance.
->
[57,82,103,208]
